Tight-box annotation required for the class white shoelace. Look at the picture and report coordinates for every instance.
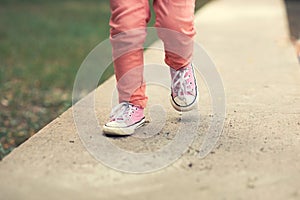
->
[110,102,136,122]
[171,68,193,100]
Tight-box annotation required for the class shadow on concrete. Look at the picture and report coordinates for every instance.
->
[284,0,300,41]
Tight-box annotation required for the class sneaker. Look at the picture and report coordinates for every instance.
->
[170,63,198,112]
[103,102,145,135]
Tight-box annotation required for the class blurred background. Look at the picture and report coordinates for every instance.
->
[0,0,211,159]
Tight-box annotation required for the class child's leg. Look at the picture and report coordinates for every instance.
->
[110,0,150,108]
[153,0,196,70]
[154,0,197,112]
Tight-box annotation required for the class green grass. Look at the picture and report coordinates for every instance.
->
[0,0,211,159]
[0,0,111,159]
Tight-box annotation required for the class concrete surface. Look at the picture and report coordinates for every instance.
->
[1,0,300,199]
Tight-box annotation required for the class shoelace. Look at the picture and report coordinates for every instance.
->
[171,67,193,101]
[110,102,137,122]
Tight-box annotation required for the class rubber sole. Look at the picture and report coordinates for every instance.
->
[103,118,145,136]
[170,95,198,112]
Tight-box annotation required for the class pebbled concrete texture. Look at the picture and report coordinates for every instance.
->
[1,0,300,199]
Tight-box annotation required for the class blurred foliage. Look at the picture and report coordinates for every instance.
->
[0,0,111,159]
[196,0,211,9]
[0,0,211,160]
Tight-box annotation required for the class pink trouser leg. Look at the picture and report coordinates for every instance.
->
[154,0,196,70]
[110,0,150,108]
[110,0,195,108]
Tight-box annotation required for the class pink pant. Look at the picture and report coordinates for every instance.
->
[110,0,196,108]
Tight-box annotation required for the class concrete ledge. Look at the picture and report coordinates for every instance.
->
[1,0,300,199]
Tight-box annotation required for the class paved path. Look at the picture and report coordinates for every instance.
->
[1,0,300,199]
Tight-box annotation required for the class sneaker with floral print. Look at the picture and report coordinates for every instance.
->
[170,63,198,112]
[103,102,145,135]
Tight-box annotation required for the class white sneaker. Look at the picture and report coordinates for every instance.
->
[103,102,145,136]
[170,63,198,112]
